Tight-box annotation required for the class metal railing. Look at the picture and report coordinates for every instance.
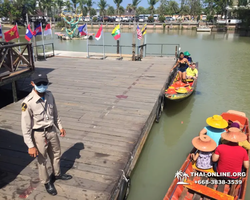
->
[88,44,133,58]
[142,43,180,57]
[32,43,55,61]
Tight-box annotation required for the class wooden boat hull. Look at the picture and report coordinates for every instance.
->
[163,110,250,200]
[165,62,198,101]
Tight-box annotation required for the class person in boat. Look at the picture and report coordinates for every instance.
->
[171,52,191,83]
[199,115,228,146]
[184,51,192,63]
[186,63,198,80]
[191,135,217,170]
[224,121,250,150]
[212,128,249,179]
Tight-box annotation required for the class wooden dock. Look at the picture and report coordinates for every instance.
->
[0,56,176,200]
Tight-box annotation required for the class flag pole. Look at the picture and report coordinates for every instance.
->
[102,24,105,59]
[87,24,89,58]
[0,23,4,41]
[41,22,46,60]
[32,22,37,61]
[16,23,21,52]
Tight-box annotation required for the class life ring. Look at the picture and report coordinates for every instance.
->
[117,177,131,200]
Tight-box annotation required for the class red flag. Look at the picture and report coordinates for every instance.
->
[4,25,19,42]
[95,25,102,40]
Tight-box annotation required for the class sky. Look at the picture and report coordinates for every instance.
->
[94,0,181,9]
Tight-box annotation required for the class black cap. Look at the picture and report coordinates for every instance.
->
[31,72,49,84]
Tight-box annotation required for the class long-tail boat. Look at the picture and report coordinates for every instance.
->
[163,110,249,200]
[165,62,198,101]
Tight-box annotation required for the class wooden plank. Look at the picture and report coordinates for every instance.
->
[0,56,175,200]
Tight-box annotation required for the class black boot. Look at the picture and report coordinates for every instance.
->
[45,182,57,196]
[51,174,72,181]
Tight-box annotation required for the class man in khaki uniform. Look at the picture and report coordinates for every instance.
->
[21,72,72,196]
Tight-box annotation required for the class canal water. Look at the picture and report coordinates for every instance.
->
[3,27,250,199]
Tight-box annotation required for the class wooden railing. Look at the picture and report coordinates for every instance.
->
[0,43,35,73]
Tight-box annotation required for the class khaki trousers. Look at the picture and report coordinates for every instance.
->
[33,126,61,184]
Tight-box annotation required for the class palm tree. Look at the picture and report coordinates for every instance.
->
[98,0,108,23]
[78,0,87,15]
[71,0,78,12]
[86,0,95,16]
[65,0,72,13]
[107,6,115,16]
[148,0,159,15]
[57,0,65,14]
[113,0,123,16]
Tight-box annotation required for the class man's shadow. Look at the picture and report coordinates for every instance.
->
[59,142,84,175]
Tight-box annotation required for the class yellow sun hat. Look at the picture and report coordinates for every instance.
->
[206,115,228,129]
[175,87,187,94]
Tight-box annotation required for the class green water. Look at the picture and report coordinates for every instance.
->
[3,27,250,199]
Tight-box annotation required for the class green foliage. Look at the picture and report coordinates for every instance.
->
[159,15,166,22]
[167,1,179,15]
[163,23,166,28]
[206,15,213,22]
[56,21,65,27]
[92,16,98,22]
[113,0,123,15]
[236,9,250,29]
[107,6,115,15]
[98,0,108,16]
[90,8,96,16]
[148,0,159,15]
[136,6,146,15]
[148,15,154,22]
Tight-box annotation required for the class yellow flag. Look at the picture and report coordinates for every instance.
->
[111,25,121,40]
[141,24,147,35]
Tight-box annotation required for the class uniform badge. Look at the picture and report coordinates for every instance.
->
[22,103,27,112]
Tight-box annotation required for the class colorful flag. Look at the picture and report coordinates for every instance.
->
[141,24,147,35]
[33,24,42,36]
[95,25,103,40]
[4,25,19,42]
[44,24,52,36]
[78,24,88,36]
[25,24,33,41]
[111,25,121,40]
[0,24,2,39]
[137,25,142,40]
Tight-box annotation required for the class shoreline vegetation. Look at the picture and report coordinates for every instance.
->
[1,23,248,33]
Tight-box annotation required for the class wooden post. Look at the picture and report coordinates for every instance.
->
[132,20,136,61]
[12,81,17,102]
[117,40,119,54]
[175,46,178,58]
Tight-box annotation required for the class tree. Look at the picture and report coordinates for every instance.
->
[65,0,72,12]
[86,0,95,16]
[107,6,115,15]
[158,0,168,15]
[188,0,202,17]
[71,0,78,12]
[167,0,179,15]
[179,5,190,15]
[113,0,123,16]
[118,6,125,15]
[78,0,87,16]
[126,4,132,13]
[57,0,65,14]
[132,0,141,17]
[136,6,146,15]
[98,0,108,22]
[90,8,96,16]
[148,0,159,15]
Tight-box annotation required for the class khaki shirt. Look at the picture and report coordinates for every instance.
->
[21,90,63,148]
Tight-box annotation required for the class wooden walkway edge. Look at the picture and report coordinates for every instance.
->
[0,56,176,200]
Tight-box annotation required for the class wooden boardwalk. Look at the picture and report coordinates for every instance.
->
[0,56,175,200]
